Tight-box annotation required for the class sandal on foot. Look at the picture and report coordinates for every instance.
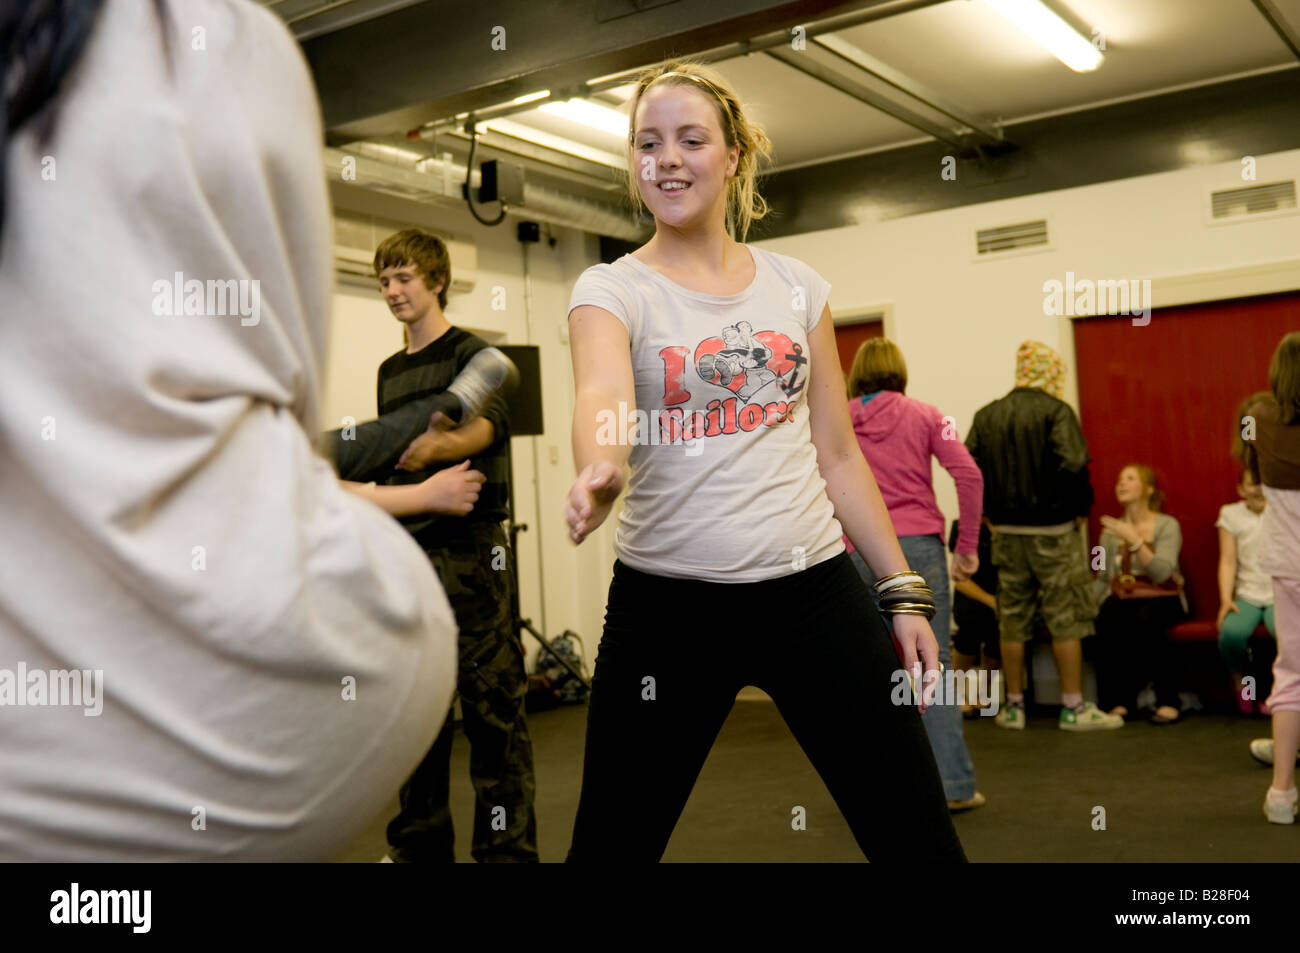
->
[947,791,986,812]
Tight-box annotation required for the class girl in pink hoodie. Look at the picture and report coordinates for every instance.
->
[846,338,986,811]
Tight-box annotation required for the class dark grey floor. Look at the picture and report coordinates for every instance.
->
[335,692,1297,862]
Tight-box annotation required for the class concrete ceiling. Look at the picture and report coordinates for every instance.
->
[261,0,1300,165]
[259,0,1300,235]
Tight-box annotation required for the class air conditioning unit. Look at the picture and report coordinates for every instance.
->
[332,212,478,296]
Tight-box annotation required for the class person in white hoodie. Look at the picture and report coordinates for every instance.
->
[0,0,458,860]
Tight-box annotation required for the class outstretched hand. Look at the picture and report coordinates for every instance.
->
[564,461,625,545]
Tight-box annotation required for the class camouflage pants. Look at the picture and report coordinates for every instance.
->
[992,528,1097,643]
[386,523,538,862]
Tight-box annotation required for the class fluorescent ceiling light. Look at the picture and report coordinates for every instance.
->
[984,0,1103,72]
[478,117,627,168]
[504,89,552,107]
[538,98,630,137]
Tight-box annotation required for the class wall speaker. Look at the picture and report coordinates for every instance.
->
[498,345,543,437]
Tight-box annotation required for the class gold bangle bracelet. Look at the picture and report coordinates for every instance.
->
[873,582,935,598]
[874,571,923,588]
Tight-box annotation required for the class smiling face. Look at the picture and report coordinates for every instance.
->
[631,83,739,234]
[378,262,441,325]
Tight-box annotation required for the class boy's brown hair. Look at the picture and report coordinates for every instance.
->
[373,229,451,310]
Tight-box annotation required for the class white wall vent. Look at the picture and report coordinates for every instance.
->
[1210,180,1297,220]
[975,219,1049,256]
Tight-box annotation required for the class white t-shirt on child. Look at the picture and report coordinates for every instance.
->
[568,246,845,583]
[1216,501,1274,605]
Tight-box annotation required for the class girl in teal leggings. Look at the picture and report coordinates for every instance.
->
[1217,469,1277,714]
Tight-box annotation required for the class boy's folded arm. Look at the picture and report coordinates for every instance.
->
[324,393,459,480]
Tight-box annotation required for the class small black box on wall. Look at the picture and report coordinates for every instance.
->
[498,345,543,437]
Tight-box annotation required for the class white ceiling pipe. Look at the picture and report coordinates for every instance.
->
[324,146,648,241]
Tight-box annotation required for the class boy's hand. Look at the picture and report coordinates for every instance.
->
[418,460,485,516]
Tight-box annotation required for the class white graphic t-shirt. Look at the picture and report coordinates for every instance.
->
[568,246,845,582]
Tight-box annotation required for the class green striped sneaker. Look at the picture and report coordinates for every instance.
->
[1060,701,1124,731]
[995,704,1026,730]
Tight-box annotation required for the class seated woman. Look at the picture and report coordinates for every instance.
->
[1091,464,1188,724]
[1217,466,1277,715]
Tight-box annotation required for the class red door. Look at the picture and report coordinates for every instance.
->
[835,320,884,378]
[1073,291,1300,620]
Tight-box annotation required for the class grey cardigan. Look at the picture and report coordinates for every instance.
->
[1096,513,1187,611]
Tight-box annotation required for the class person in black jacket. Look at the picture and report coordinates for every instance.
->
[966,341,1121,732]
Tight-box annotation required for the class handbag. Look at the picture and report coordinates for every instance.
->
[1109,543,1182,600]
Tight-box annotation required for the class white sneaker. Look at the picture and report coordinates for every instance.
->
[1250,738,1275,766]
[1264,786,1298,825]
[1251,739,1300,767]
[1059,701,1124,731]
[995,704,1026,730]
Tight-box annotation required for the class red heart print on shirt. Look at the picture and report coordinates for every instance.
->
[694,325,800,403]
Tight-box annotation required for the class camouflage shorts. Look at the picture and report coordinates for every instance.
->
[992,528,1097,643]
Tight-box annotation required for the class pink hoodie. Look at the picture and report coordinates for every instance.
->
[844,391,984,556]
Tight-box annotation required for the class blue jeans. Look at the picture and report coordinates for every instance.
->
[850,535,978,801]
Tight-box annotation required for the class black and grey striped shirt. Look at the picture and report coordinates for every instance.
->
[376,327,511,548]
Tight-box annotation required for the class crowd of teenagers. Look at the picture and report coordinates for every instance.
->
[1,1,1296,863]
[841,335,1300,828]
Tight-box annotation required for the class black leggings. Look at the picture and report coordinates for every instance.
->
[566,552,966,862]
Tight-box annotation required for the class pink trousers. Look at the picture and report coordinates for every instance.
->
[1263,487,1300,713]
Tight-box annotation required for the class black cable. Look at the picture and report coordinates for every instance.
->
[463,119,507,227]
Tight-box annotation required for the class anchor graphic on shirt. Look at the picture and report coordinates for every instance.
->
[779,343,807,397]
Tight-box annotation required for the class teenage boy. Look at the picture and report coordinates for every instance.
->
[332,228,537,862]
[966,341,1121,732]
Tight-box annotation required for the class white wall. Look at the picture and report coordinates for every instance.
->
[754,147,1300,532]
[322,148,1300,667]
